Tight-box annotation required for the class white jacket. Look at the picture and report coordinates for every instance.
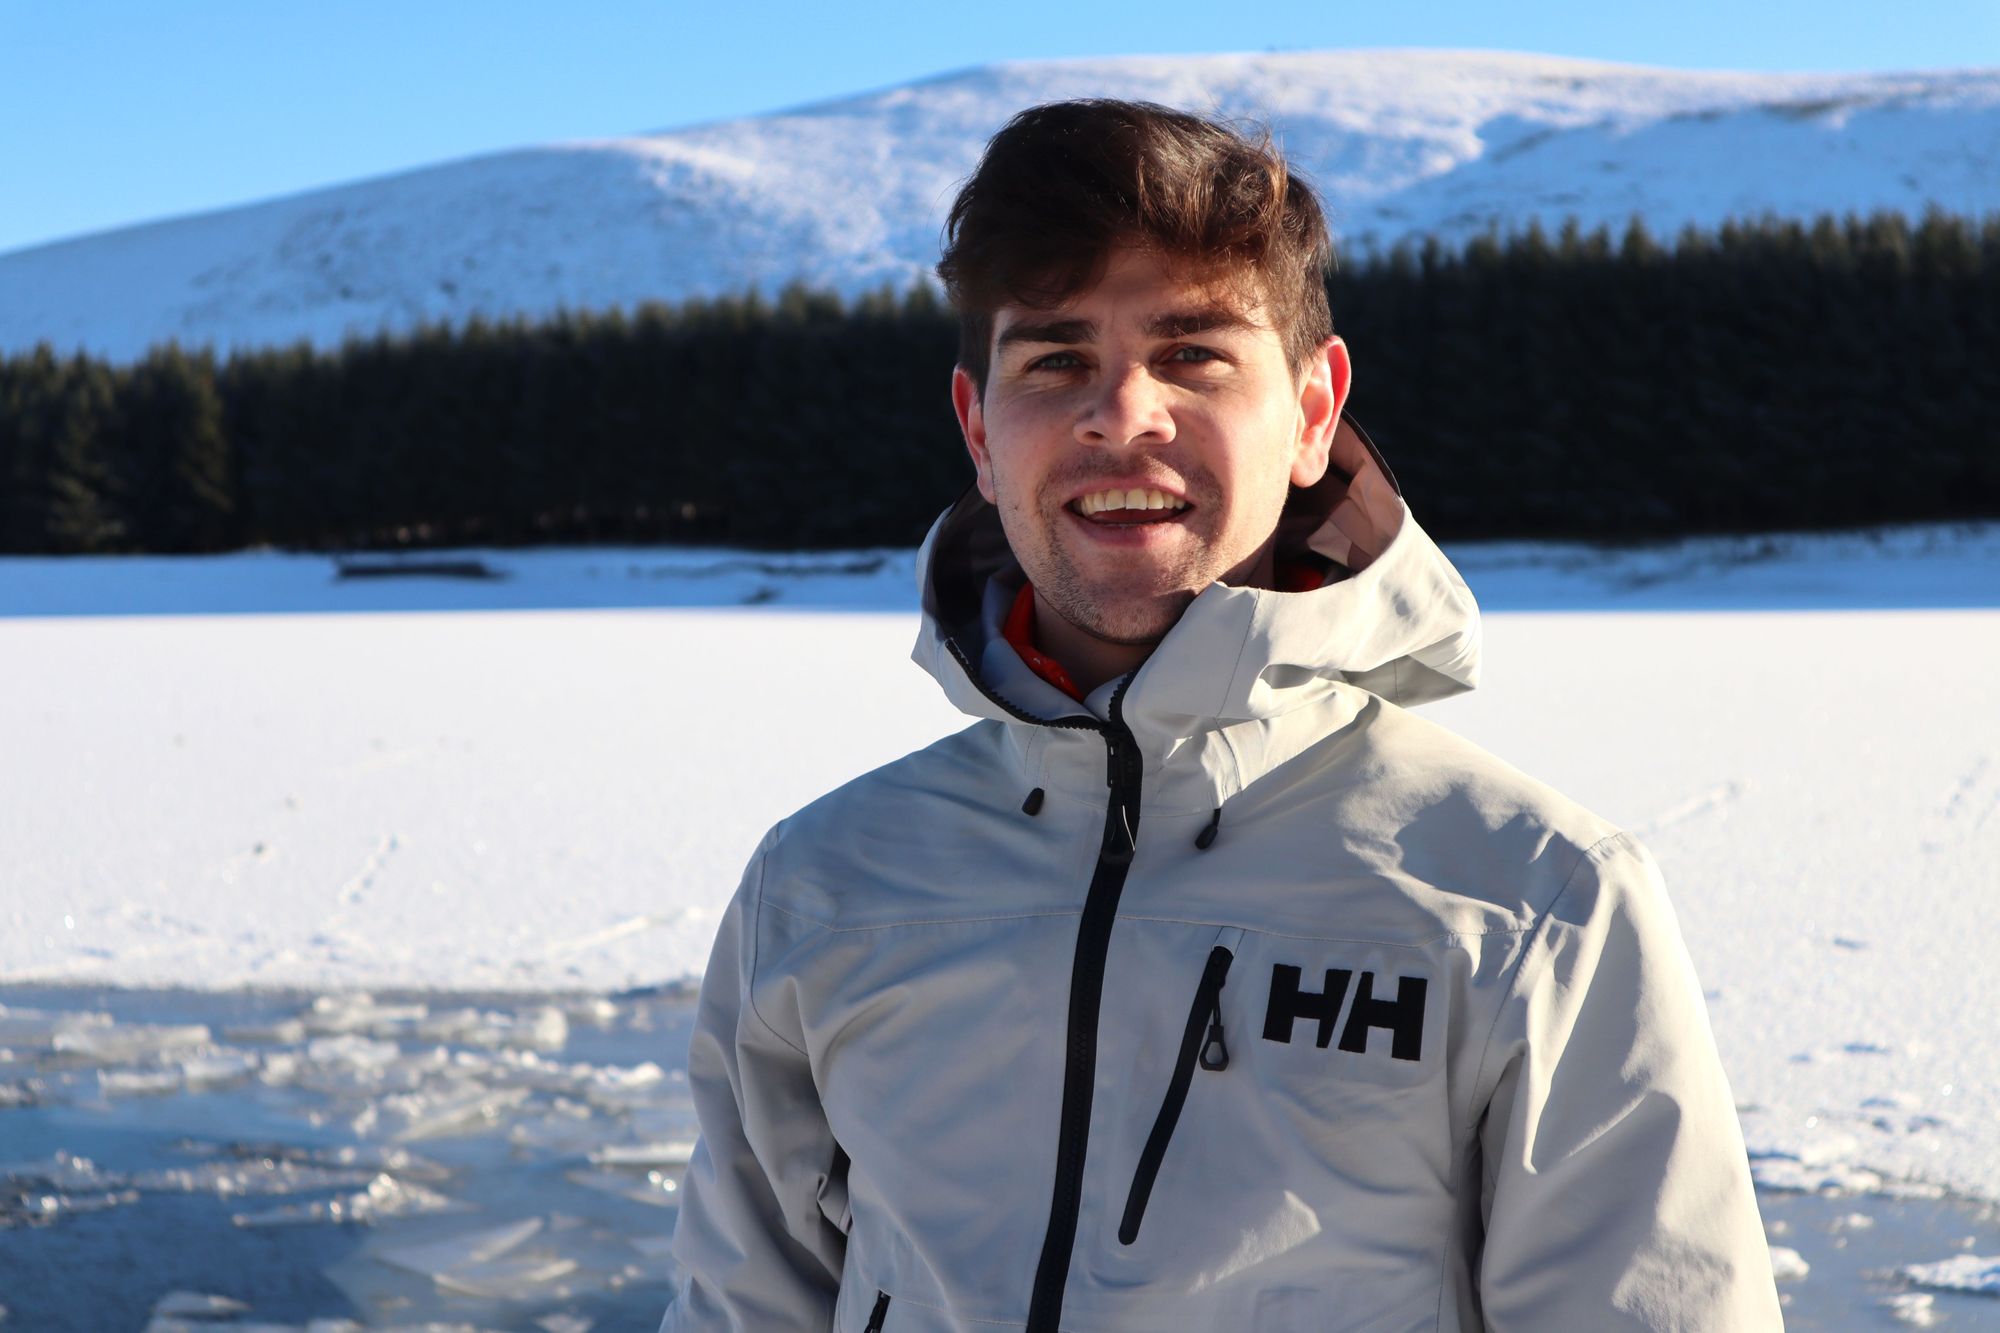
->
[663,419,1781,1332]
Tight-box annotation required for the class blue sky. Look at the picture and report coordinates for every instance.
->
[3,0,1996,255]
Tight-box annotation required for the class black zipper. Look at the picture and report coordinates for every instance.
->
[1023,674,1142,1333]
[1117,945,1233,1244]
[863,1290,891,1332]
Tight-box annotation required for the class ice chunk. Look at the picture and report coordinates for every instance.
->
[232,1171,461,1227]
[304,1033,402,1071]
[537,1314,595,1333]
[0,1004,111,1046]
[0,1153,139,1226]
[564,997,619,1027]
[171,1138,448,1179]
[506,1104,608,1157]
[375,1214,540,1273]
[433,1251,578,1299]
[1768,1246,1810,1281]
[414,1003,568,1050]
[1884,1292,1940,1326]
[576,1061,668,1113]
[258,1051,301,1085]
[98,1066,184,1098]
[130,1155,376,1196]
[589,1140,696,1167]
[1899,1253,2000,1295]
[305,993,427,1036]
[151,1290,251,1316]
[180,1050,260,1088]
[55,1022,210,1064]
[223,1017,307,1045]
[356,1079,531,1141]
[564,1166,680,1207]
[1749,1154,1885,1195]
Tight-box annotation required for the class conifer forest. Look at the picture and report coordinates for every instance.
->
[3,210,1996,555]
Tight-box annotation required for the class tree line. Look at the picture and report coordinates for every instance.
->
[3,209,1996,555]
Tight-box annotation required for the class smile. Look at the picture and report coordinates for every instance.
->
[1068,488,1191,523]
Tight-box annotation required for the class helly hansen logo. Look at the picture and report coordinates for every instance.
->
[1261,965,1428,1061]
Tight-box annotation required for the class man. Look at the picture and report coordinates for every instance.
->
[664,100,1780,1331]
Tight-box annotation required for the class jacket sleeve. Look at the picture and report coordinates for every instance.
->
[1474,832,1782,1330]
[662,837,846,1332]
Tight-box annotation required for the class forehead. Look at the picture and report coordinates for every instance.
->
[992,248,1271,341]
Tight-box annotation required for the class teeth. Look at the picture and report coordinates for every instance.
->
[1075,489,1187,515]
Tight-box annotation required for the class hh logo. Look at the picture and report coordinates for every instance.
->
[1261,964,1427,1062]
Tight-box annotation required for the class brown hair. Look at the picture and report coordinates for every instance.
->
[936,99,1335,395]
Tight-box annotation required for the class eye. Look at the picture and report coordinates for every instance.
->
[1028,351,1084,371]
[1167,344,1224,364]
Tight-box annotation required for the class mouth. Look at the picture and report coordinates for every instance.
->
[1065,487,1192,526]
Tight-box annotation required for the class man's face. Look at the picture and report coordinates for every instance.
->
[953,247,1348,647]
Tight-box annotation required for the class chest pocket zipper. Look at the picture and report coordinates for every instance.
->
[1118,942,1236,1244]
[863,1290,891,1332]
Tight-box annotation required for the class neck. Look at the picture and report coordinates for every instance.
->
[1033,543,1279,698]
[1031,590,1156,699]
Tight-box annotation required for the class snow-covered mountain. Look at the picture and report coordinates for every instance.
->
[5,49,1998,362]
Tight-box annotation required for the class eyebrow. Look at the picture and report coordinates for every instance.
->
[996,318,1096,351]
[995,305,1255,353]
[1145,305,1255,339]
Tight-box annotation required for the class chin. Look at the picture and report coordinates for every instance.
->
[1060,585,1193,647]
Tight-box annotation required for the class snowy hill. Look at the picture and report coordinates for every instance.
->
[4,48,1999,362]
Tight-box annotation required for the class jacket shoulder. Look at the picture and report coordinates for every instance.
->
[1293,694,1636,930]
[751,720,1015,924]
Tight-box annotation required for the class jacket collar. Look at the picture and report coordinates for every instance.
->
[910,413,1483,807]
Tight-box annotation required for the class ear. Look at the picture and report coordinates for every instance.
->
[1290,336,1352,488]
[952,366,997,504]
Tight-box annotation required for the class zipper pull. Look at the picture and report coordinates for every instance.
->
[1102,730,1142,865]
[1198,993,1229,1071]
[864,1290,891,1332]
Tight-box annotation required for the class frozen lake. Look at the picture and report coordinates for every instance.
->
[4,525,1998,1326]
[3,985,1998,1330]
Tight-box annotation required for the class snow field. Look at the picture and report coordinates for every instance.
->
[2,528,1997,1261]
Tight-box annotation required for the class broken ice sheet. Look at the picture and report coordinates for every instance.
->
[2,1153,139,1227]
[232,1171,463,1227]
[564,1166,681,1207]
[53,1021,211,1064]
[589,1140,696,1167]
[134,1156,376,1196]
[151,1290,251,1316]
[1884,1292,1941,1326]
[98,1066,185,1098]
[1752,1158,1886,1194]
[185,1139,452,1180]
[372,1215,578,1299]
[1769,1246,1810,1281]
[303,993,428,1037]
[1899,1252,2000,1295]
[415,1003,569,1050]
[0,1003,112,1046]
[304,1033,402,1072]
[223,1016,308,1045]
[353,1078,533,1141]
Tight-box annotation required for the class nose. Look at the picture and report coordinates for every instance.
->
[1075,362,1175,449]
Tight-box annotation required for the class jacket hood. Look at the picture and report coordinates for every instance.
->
[912,412,1481,748]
